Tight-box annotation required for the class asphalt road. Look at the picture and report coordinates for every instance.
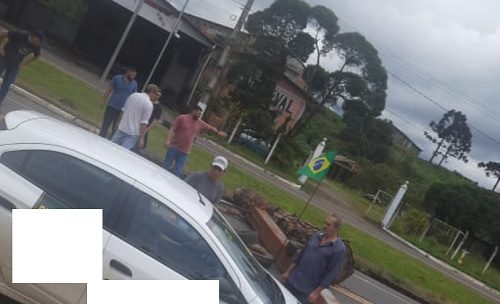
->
[0,90,496,303]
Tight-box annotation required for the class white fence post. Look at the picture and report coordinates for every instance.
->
[481,246,498,275]
[381,181,409,228]
[451,231,469,260]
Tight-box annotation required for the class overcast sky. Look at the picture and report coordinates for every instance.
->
[171,0,500,191]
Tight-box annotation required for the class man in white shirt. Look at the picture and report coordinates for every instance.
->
[111,84,160,150]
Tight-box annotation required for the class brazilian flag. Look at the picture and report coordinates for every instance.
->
[297,151,336,181]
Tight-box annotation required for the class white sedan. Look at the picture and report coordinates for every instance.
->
[0,111,298,304]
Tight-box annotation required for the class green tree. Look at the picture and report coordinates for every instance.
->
[293,32,388,140]
[309,5,339,66]
[340,102,393,163]
[225,0,317,152]
[332,32,388,116]
[39,0,88,20]
[424,182,500,244]
[425,110,472,166]
[246,0,314,64]
[224,55,276,143]
[424,183,479,233]
[478,161,500,191]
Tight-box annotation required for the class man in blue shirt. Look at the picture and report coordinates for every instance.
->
[99,67,137,138]
[281,213,346,304]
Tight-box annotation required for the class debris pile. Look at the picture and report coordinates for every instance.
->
[231,188,319,245]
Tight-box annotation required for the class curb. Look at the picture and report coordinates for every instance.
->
[382,227,500,298]
[10,84,99,134]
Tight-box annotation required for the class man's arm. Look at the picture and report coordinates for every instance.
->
[280,262,296,282]
[138,123,148,149]
[139,105,154,149]
[146,119,159,132]
[101,84,113,106]
[201,121,226,137]
[166,117,180,147]
[20,53,38,67]
[165,127,175,147]
[308,245,347,303]
[147,107,162,132]
[102,76,119,106]
[281,240,308,282]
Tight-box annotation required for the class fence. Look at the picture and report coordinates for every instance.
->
[364,189,393,221]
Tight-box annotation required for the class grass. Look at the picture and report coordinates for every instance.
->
[13,59,497,304]
[17,61,103,125]
[205,133,299,182]
[393,231,500,291]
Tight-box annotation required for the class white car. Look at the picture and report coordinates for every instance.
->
[0,111,298,304]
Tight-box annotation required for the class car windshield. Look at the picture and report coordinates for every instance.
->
[207,210,285,304]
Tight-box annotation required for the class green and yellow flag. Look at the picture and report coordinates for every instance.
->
[297,151,336,181]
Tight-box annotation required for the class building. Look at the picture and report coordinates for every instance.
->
[0,0,214,106]
[271,57,307,133]
[391,125,422,156]
[185,14,308,133]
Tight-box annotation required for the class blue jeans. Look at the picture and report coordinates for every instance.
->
[163,147,188,177]
[111,129,139,150]
[0,57,20,106]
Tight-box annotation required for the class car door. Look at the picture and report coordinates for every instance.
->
[104,184,246,304]
[0,146,132,304]
[0,151,46,301]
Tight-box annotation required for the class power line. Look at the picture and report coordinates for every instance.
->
[332,15,500,147]
[388,71,500,146]
[388,71,447,112]
[336,17,500,123]
[385,108,421,129]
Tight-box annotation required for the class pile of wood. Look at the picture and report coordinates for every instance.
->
[231,188,319,245]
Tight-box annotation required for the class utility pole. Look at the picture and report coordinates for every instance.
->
[143,0,191,91]
[100,0,145,84]
[197,0,254,111]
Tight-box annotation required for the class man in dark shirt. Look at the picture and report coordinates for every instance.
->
[0,29,44,106]
[185,156,227,203]
[99,67,138,138]
[281,213,346,304]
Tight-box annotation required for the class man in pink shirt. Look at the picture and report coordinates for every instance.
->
[163,105,226,177]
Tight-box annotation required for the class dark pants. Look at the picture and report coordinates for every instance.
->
[284,280,309,304]
[0,57,20,107]
[99,106,122,138]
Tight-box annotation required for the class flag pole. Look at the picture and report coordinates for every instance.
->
[296,173,326,222]
[275,175,326,274]
[276,154,335,274]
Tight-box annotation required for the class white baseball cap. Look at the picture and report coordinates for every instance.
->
[212,156,228,171]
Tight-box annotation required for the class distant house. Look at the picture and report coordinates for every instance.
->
[185,14,307,133]
[391,125,422,156]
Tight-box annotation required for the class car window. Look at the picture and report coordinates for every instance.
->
[0,150,29,171]
[126,193,245,303]
[0,195,16,211]
[0,150,122,217]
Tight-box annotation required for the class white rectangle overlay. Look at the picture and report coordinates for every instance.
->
[12,209,102,283]
[88,280,219,304]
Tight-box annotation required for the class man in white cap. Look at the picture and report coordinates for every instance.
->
[185,156,228,204]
